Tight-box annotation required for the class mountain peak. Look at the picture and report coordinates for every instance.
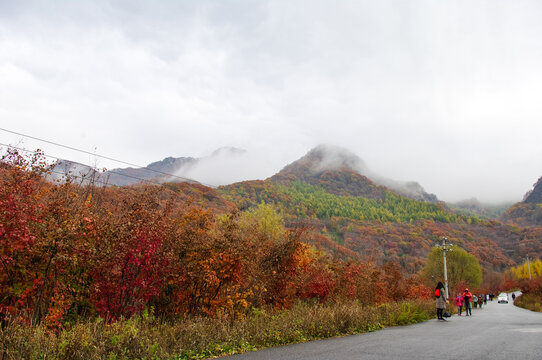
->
[523,176,542,204]
[271,145,385,200]
[146,156,195,172]
[272,144,438,203]
[294,144,370,175]
[210,147,247,157]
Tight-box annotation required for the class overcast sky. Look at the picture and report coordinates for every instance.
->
[1,0,542,203]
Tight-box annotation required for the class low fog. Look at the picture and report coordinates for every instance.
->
[165,143,531,205]
[172,147,282,187]
[2,1,542,203]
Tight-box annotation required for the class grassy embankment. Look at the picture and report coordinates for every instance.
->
[513,277,542,313]
[1,300,434,360]
[514,293,542,312]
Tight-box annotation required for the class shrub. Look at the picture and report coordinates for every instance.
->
[0,300,433,359]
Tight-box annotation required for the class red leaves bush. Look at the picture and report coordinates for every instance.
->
[0,152,429,327]
[518,276,542,297]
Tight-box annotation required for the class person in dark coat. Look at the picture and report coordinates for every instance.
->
[435,282,447,321]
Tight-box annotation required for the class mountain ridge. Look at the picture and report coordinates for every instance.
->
[502,176,542,226]
[523,176,542,204]
[45,145,542,274]
[271,144,439,203]
[52,144,439,203]
[51,148,249,187]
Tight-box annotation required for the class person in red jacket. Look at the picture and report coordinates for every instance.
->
[463,289,473,316]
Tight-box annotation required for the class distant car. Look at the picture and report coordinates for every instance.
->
[498,292,508,303]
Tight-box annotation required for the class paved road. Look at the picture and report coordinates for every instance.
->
[228,293,542,360]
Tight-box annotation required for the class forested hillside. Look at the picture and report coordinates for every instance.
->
[0,149,432,328]
[2,147,542,358]
[502,176,542,227]
[218,148,542,273]
[220,179,541,272]
[2,147,541,322]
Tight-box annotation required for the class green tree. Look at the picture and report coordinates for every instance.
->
[422,245,482,291]
[238,202,286,244]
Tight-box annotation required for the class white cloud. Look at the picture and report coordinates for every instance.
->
[1,0,542,203]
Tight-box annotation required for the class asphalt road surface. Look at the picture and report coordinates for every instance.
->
[228,293,542,360]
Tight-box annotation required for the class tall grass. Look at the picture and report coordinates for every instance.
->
[514,293,542,313]
[0,300,434,360]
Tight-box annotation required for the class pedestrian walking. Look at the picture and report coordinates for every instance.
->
[455,293,464,316]
[463,289,473,316]
[435,282,448,321]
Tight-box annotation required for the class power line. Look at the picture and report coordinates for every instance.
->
[0,143,167,187]
[0,143,209,192]
[1,144,216,205]
[1,144,222,207]
[0,127,213,187]
[48,169,126,188]
[2,145,229,225]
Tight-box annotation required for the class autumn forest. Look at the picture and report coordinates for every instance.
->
[1,146,541,358]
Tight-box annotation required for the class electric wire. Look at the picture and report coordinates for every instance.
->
[48,169,126,188]
[0,142,196,188]
[0,144,212,205]
[0,127,212,186]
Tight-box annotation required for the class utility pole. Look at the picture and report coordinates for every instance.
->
[437,237,453,299]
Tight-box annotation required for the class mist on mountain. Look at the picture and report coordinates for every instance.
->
[502,176,542,226]
[48,144,538,209]
[173,147,277,187]
[278,144,439,203]
[450,198,512,219]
